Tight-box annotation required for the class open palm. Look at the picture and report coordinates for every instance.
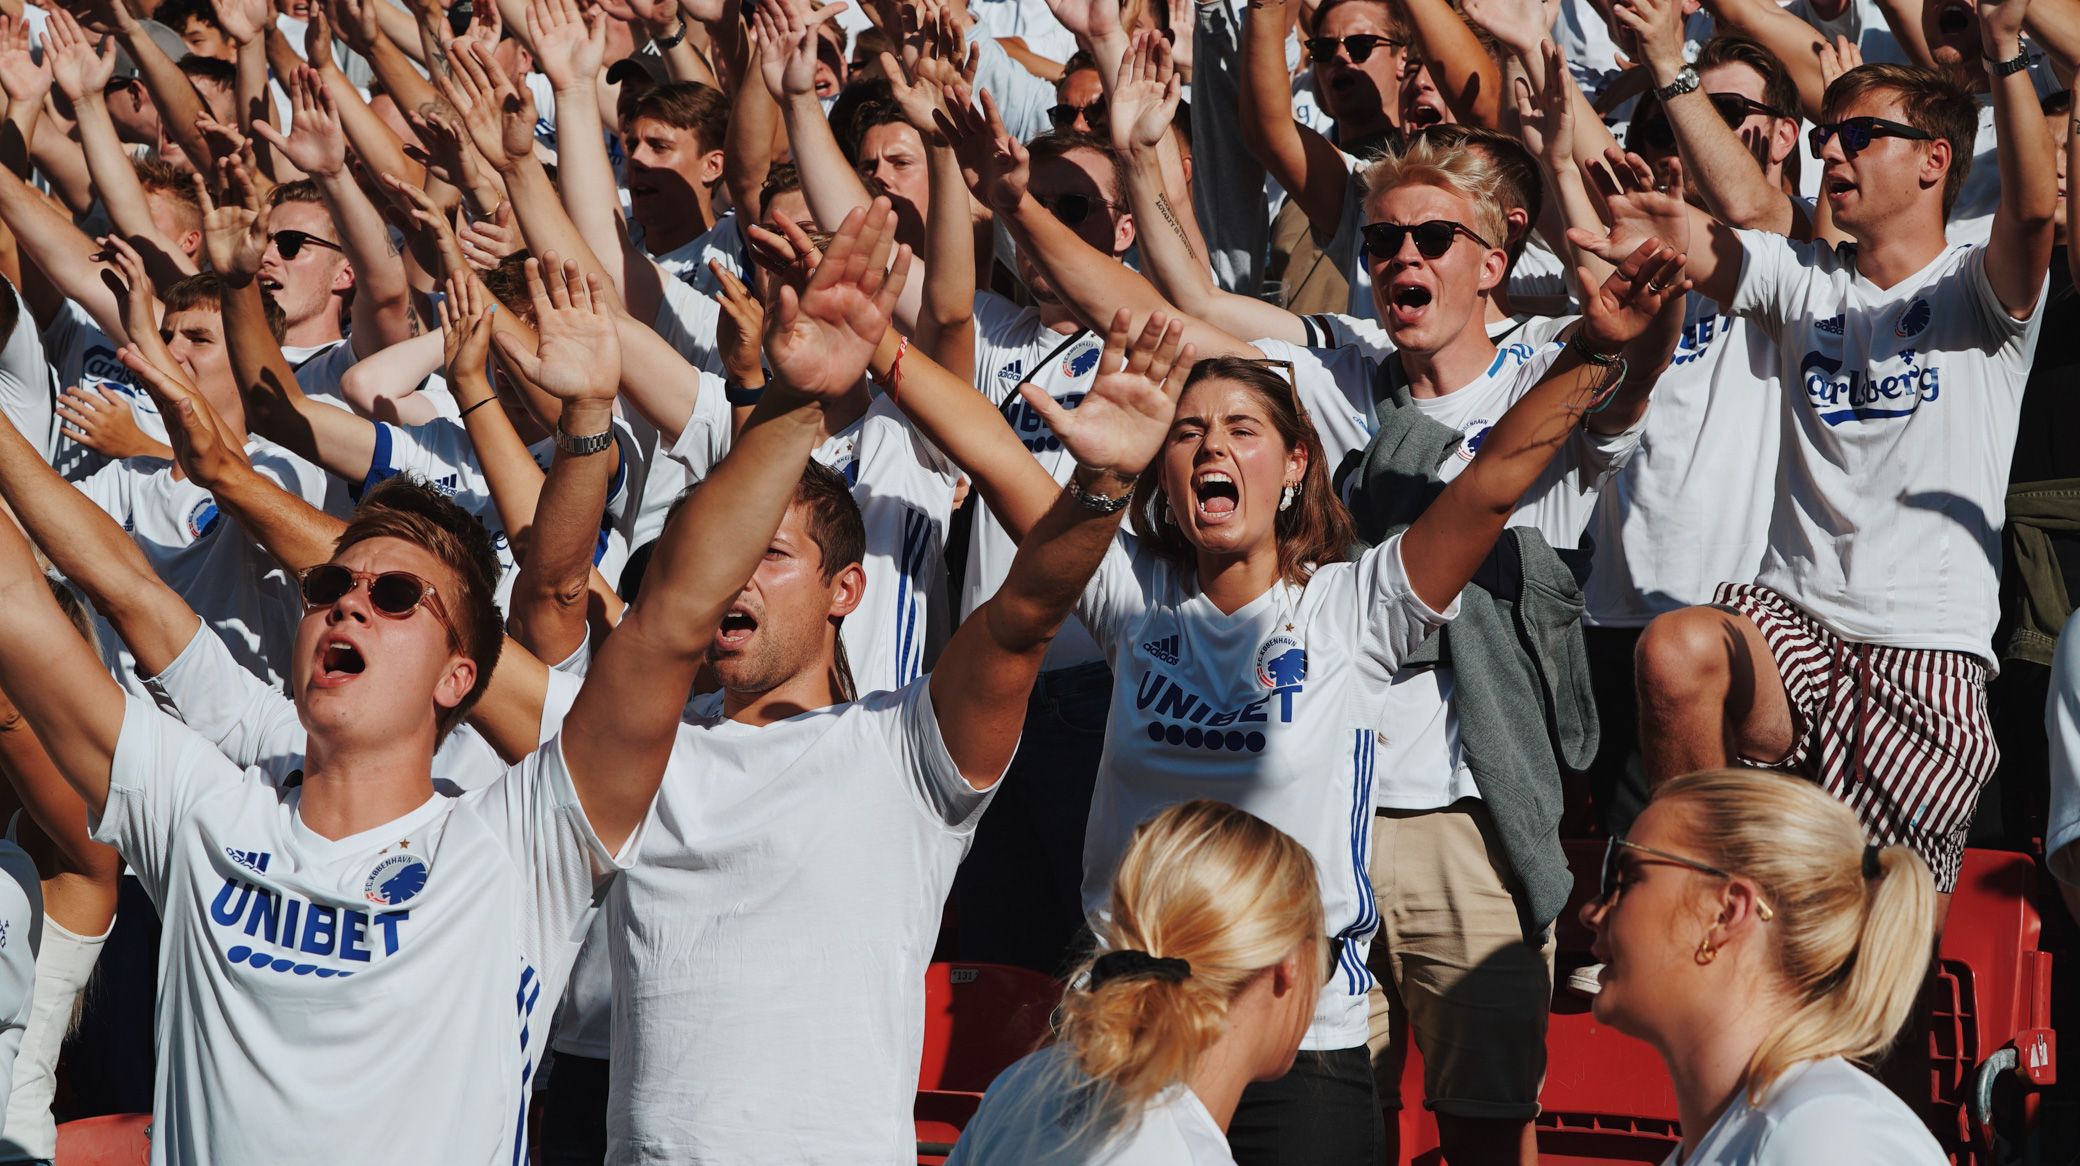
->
[496,255,622,404]
[763,201,911,402]
[1025,310,1192,479]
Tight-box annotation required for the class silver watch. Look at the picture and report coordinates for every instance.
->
[1654,65,1700,102]
[555,424,614,457]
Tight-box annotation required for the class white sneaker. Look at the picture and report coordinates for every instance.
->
[1565,963,1605,997]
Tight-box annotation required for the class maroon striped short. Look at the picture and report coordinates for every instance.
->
[1713,583,1998,892]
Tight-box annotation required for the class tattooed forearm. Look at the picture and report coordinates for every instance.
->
[1154,192,1198,264]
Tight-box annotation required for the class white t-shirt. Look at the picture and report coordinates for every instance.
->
[1945,67,2064,246]
[0,285,53,464]
[605,680,996,1164]
[90,695,629,1166]
[1076,533,1454,1049]
[947,1045,1236,1165]
[0,915,102,1163]
[655,275,726,376]
[669,394,959,696]
[1666,1057,1946,1165]
[651,212,749,296]
[967,292,1107,668]
[1730,232,2044,661]
[282,339,359,413]
[42,302,165,483]
[2045,607,2080,897]
[76,444,329,697]
[1585,295,1782,627]
[0,842,38,1146]
[139,619,581,796]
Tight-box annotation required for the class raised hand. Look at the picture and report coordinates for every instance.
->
[880,51,948,137]
[209,0,273,46]
[433,40,538,173]
[528,0,607,92]
[592,0,681,37]
[94,234,167,356]
[43,7,114,102]
[1041,0,1120,44]
[458,0,505,62]
[1566,146,1692,268]
[1575,236,1690,352]
[437,270,496,384]
[1021,309,1190,479]
[116,341,253,490]
[1977,0,2029,54]
[1461,0,1552,61]
[711,261,766,387]
[935,87,1030,213]
[1511,40,1573,173]
[1109,29,1180,155]
[760,198,912,401]
[193,157,272,282]
[457,203,523,269]
[1609,0,1685,82]
[1817,34,1862,90]
[251,67,347,178]
[378,170,472,276]
[491,253,623,404]
[752,0,848,101]
[0,14,51,108]
[56,385,164,459]
[403,102,500,204]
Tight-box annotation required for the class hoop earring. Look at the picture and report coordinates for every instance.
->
[1279,483,1297,512]
[1695,937,1717,965]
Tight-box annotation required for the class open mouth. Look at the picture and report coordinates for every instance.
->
[1387,282,1434,325]
[1193,471,1239,518]
[320,639,366,680]
[716,609,758,647]
[1936,0,1973,34]
[1405,103,1445,129]
[1825,174,1859,201]
[258,275,284,293]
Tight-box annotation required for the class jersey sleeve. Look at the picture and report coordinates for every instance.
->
[140,619,307,784]
[1074,532,1153,659]
[465,733,643,955]
[1963,240,2047,354]
[247,442,333,508]
[0,287,53,462]
[877,679,994,831]
[1728,227,1818,335]
[91,694,255,901]
[361,421,484,506]
[655,277,724,376]
[1333,532,1457,677]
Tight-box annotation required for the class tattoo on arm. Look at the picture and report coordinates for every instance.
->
[1154,192,1198,264]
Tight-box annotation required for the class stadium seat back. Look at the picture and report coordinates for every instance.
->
[55,1113,152,1166]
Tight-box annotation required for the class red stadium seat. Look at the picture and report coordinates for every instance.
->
[55,1113,152,1166]
[916,962,1060,1164]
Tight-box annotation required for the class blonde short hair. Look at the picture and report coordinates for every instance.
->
[1356,132,1510,253]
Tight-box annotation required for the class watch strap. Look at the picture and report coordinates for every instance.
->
[1984,47,2029,77]
[1067,475,1133,514]
[555,424,615,457]
[1653,65,1700,102]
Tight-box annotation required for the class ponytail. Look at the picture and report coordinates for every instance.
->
[1652,771,1937,1103]
[1052,801,1324,1119]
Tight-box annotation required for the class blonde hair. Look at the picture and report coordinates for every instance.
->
[1058,801,1324,1111]
[1356,133,1510,255]
[1654,770,1937,1102]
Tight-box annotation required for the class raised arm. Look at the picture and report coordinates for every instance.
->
[932,310,1191,787]
[209,0,281,178]
[1399,0,1505,126]
[1978,0,2058,318]
[756,0,877,227]
[724,14,784,221]
[1569,149,1740,305]
[271,10,422,192]
[1614,0,1803,236]
[95,0,214,173]
[484,260,628,667]
[1240,0,1352,235]
[561,200,912,853]
[884,50,976,372]
[1697,0,1832,118]
[0,163,131,340]
[1403,240,1688,610]
[940,88,1257,357]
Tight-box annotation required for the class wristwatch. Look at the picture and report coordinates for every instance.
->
[654,16,689,48]
[1653,65,1700,102]
[554,423,615,457]
[1984,46,2030,77]
[1068,474,1134,514]
[724,378,766,407]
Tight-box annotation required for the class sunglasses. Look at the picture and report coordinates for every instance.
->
[1033,192,1118,227]
[1807,116,1933,158]
[1304,33,1403,64]
[1629,92,1789,152]
[1360,219,1491,260]
[1597,836,1775,920]
[298,564,458,647]
[1047,100,1108,130]
[272,229,346,260]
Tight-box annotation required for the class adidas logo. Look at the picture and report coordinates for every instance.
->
[997,360,1024,383]
[1816,314,1845,336]
[226,848,272,876]
[1142,634,1181,665]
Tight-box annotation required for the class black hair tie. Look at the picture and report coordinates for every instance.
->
[1090,950,1192,989]
[1862,844,1885,880]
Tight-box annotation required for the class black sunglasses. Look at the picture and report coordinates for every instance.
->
[1707,92,1789,124]
[272,229,346,260]
[1047,100,1108,130]
[1808,116,1933,158]
[1631,92,1793,153]
[298,564,457,645]
[1034,192,1118,227]
[1304,34,1402,64]
[1595,835,1775,923]
[1360,219,1491,260]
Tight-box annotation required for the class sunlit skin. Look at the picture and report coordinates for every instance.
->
[1157,377,1306,611]
[256,199,352,341]
[292,537,476,792]
[173,16,237,62]
[704,501,865,723]
[104,79,162,150]
[1815,90,1953,238]
[625,116,723,252]
[144,189,203,261]
[1920,0,1989,81]
[1397,57,1449,133]
[1016,148,1136,315]
[857,120,932,229]
[2050,109,2069,247]
[160,307,248,438]
[1311,0,1403,139]
[1366,182,1507,360]
[1633,63,1795,201]
[1054,66,1106,134]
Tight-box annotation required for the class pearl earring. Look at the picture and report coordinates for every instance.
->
[1279,483,1297,512]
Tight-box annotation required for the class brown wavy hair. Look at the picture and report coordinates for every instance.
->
[1128,357,1355,587]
